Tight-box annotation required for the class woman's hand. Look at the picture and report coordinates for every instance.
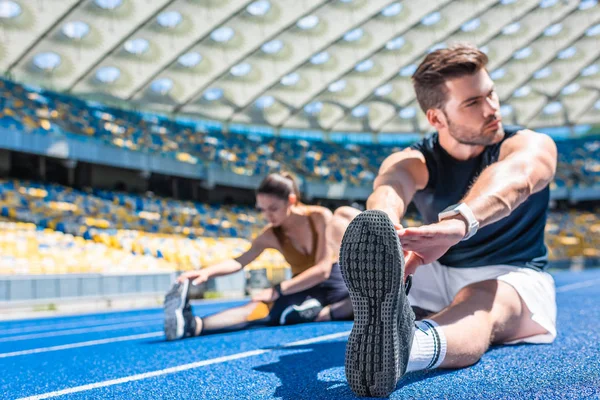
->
[251,287,280,303]
[177,269,211,286]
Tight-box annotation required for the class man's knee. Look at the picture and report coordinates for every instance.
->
[333,206,360,222]
[452,280,496,306]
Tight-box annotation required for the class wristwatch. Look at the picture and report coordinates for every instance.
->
[438,203,479,241]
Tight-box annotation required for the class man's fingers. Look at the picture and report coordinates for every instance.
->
[399,235,434,243]
[401,241,428,251]
[404,252,424,277]
[401,234,430,245]
[400,221,460,237]
[399,227,434,237]
[400,241,415,251]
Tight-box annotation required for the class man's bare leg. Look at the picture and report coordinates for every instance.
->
[328,206,361,261]
[423,279,549,368]
[412,306,435,320]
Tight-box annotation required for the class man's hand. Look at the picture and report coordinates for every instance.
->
[398,218,467,275]
[394,223,424,279]
[251,287,280,303]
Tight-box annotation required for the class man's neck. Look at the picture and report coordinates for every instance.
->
[438,129,485,161]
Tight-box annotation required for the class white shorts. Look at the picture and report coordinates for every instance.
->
[407,262,557,344]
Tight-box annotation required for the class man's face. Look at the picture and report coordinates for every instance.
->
[441,68,505,146]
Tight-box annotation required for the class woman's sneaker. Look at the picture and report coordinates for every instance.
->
[164,280,197,340]
[279,298,324,325]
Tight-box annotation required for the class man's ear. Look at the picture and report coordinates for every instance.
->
[427,108,447,131]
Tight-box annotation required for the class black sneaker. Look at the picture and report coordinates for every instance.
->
[164,279,197,340]
[340,210,415,398]
[279,298,324,325]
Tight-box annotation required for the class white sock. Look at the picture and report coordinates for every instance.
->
[405,319,447,373]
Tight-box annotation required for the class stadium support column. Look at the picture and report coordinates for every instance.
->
[39,156,47,181]
[0,149,10,177]
[140,170,151,193]
[201,163,216,190]
[63,159,77,187]
[172,178,179,200]
[192,181,199,201]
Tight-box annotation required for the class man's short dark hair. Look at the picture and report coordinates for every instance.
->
[412,44,489,113]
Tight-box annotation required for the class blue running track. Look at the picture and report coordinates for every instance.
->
[1,269,599,399]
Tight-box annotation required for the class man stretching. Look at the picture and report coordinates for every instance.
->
[339,44,557,397]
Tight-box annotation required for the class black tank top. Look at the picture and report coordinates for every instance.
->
[409,127,549,270]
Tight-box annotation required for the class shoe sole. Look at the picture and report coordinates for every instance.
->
[279,298,323,325]
[340,210,409,398]
[164,279,189,341]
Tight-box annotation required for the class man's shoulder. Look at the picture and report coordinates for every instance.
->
[503,125,525,135]
[498,126,556,153]
[409,132,438,155]
[487,125,524,154]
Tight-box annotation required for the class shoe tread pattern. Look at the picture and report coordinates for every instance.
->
[340,210,412,398]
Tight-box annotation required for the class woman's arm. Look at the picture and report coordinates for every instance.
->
[178,229,272,285]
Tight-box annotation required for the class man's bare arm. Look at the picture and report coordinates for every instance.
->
[366,149,429,224]
[461,130,557,229]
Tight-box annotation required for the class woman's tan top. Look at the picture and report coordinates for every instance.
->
[271,214,318,277]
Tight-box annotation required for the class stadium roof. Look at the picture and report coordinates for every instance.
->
[2,0,600,134]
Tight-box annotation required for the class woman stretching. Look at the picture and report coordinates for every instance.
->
[163,173,358,340]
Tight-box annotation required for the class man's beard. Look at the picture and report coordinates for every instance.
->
[443,110,505,146]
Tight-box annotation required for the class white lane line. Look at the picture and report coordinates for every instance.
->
[556,278,600,293]
[17,330,351,400]
[0,321,162,343]
[0,332,163,359]
[1,300,237,334]
[280,331,349,347]
[0,315,163,336]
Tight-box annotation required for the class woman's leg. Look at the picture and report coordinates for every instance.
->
[196,301,271,335]
[315,296,354,322]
